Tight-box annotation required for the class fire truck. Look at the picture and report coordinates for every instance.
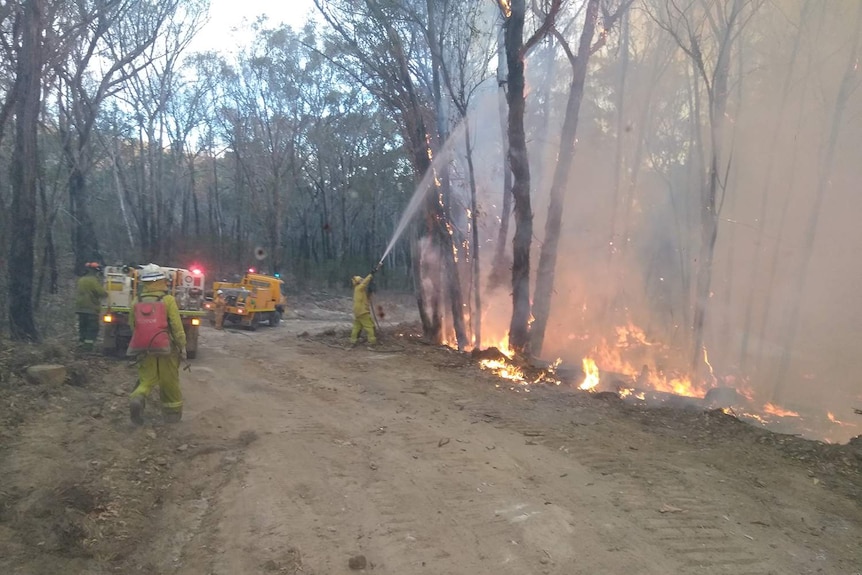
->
[211,271,286,330]
[101,265,207,358]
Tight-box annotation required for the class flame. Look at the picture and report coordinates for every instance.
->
[826,411,857,428]
[581,331,706,398]
[615,323,655,347]
[763,403,800,418]
[703,346,718,386]
[579,357,600,391]
[480,358,527,382]
[476,333,561,386]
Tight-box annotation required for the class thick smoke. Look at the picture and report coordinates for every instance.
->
[434,3,862,442]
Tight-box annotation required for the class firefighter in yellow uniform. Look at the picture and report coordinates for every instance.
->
[213,289,226,330]
[350,264,380,346]
[129,264,187,425]
[75,262,107,350]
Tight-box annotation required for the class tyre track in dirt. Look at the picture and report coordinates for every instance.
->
[158,332,686,574]
[449,390,861,575]
[139,326,861,575]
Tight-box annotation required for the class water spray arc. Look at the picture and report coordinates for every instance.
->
[376,119,472,267]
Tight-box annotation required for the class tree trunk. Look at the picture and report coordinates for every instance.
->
[772,2,862,402]
[427,0,467,350]
[609,9,630,260]
[505,0,533,355]
[465,120,482,347]
[738,0,810,370]
[490,26,513,289]
[530,0,600,356]
[690,0,740,371]
[8,0,43,341]
[68,164,103,271]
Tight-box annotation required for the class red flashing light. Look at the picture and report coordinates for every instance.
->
[248,267,256,273]
[191,268,202,276]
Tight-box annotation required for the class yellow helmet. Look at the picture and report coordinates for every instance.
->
[351,276,363,286]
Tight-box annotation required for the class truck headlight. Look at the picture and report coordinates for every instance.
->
[191,318,200,326]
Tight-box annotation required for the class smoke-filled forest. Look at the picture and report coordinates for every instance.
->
[2,0,861,439]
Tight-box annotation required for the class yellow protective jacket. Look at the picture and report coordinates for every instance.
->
[129,288,187,351]
[353,274,373,317]
[75,274,107,314]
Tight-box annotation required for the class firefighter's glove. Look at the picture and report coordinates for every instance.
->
[180,348,188,361]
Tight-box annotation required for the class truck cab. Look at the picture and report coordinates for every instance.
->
[212,273,286,330]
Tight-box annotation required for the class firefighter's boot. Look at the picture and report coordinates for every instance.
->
[130,396,146,426]
[163,409,182,424]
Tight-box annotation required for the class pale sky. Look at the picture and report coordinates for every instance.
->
[190,0,318,54]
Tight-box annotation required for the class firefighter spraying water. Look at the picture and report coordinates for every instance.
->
[350,262,382,347]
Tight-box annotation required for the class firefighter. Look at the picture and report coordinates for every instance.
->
[350,264,380,346]
[213,289,226,330]
[75,262,107,351]
[128,264,187,425]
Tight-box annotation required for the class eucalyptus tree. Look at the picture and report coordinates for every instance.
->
[771,1,862,401]
[496,0,561,354]
[437,1,497,346]
[737,0,812,371]
[237,26,307,275]
[7,0,44,341]
[295,32,411,279]
[314,0,458,344]
[53,0,192,272]
[530,0,633,356]
[110,0,208,261]
[651,0,763,370]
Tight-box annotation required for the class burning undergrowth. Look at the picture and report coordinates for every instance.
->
[446,322,861,444]
[470,345,561,387]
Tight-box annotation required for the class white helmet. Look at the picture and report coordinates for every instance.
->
[139,263,166,282]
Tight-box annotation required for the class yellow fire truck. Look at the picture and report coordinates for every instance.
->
[211,272,286,330]
[101,265,207,358]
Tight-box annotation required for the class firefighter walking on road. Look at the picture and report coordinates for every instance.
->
[350,264,380,347]
[75,262,107,351]
[128,264,187,425]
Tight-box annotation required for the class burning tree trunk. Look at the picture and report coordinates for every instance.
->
[427,0,468,350]
[8,0,43,342]
[500,0,561,355]
[531,0,602,356]
[503,0,534,354]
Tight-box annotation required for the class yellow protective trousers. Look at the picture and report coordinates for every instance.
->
[130,353,183,414]
[350,313,377,344]
[214,303,225,330]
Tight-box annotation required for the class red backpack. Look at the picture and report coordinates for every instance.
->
[127,296,172,356]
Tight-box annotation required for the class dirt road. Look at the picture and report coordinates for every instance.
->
[2,314,862,574]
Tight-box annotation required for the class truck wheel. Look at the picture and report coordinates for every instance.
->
[249,315,259,331]
[186,349,197,360]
